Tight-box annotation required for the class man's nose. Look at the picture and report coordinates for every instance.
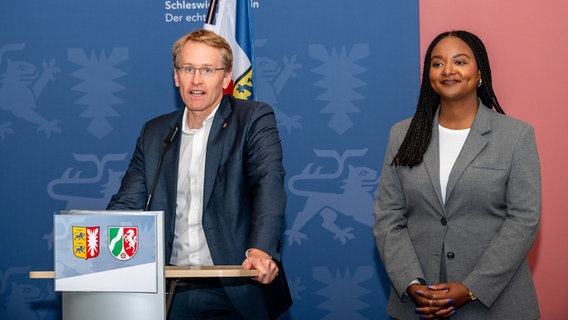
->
[190,70,203,83]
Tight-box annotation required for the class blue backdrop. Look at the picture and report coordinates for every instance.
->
[0,1,419,319]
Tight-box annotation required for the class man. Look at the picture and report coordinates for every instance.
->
[107,29,291,319]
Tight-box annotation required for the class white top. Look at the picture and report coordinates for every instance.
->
[439,124,470,203]
[169,106,219,266]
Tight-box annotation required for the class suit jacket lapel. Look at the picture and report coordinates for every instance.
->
[203,96,232,208]
[445,103,491,202]
[163,110,184,213]
[424,110,445,211]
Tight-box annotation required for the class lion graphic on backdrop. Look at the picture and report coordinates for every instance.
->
[0,43,61,138]
[47,153,127,210]
[285,149,379,245]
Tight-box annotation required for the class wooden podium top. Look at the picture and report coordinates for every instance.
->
[29,265,258,279]
[165,265,258,278]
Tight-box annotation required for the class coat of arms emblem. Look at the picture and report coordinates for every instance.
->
[108,227,138,260]
[72,226,100,260]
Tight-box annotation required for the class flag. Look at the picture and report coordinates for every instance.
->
[205,0,255,100]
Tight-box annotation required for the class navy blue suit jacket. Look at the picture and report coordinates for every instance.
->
[108,95,291,319]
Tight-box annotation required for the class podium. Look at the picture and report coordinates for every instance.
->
[30,210,258,320]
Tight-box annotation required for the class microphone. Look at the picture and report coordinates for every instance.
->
[145,123,180,211]
[164,123,180,144]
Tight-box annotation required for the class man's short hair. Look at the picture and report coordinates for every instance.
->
[172,29,233,71]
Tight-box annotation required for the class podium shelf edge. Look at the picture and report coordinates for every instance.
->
[29,271,55,279]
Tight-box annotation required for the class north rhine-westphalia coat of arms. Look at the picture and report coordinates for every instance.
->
[108,227,138,261]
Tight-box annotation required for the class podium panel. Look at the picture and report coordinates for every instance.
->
[55,210,165,320]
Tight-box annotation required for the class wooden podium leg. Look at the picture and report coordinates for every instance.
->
[165,279,179,318]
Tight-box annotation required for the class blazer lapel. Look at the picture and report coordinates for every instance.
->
[203,97,232,208]
[445,103,491,202]
[424,110,445,211]
[163,110,184,212]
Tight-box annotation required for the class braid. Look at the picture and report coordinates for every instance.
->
[391,30,505,168]
[455,31,505,115]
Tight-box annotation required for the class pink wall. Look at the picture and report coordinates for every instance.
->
[419,1,568,318]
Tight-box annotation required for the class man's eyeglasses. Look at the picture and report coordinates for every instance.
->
[176,66,225,77]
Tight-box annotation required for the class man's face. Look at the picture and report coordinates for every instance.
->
[174,41,232,117]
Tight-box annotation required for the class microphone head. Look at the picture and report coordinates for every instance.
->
[164,123,180,144]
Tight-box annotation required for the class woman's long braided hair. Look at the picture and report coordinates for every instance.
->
[391,30,505,168]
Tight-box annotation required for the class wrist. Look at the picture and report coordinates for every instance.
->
[468,291,477,302]
[245,248,271,260]
[405,281,422,296]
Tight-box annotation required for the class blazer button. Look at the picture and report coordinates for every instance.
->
[440,217,447,226]
[447,252,455,259]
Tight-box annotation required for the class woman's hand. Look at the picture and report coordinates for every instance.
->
[409,282,473,318]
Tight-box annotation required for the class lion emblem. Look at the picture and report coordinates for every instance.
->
[285,149,379,245]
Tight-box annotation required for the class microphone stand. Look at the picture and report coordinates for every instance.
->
[145,123,179,211]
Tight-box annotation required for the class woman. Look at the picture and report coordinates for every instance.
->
[373,30,541,319]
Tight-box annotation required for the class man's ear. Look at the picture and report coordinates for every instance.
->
[174,68,180,87]
[222,71,233,89]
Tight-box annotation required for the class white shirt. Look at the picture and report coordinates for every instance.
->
[406,125,470,293]
[169,106,218,266]
[439,124,470,203]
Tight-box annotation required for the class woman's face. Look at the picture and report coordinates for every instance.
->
[429,36,480,102]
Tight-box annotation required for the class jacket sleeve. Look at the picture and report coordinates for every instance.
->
[244,103,286,261]
[373,123,425,299]
[463,124,541,307]
[107,123,150,211]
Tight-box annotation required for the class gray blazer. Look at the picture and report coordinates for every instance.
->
[374,103,541,319]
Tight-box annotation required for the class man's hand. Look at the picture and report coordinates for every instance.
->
[241,248,279,284]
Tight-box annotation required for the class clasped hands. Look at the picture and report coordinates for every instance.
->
[407,282,472,319]
[241,248,279,285]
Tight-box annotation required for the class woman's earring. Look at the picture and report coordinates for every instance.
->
[477,78,483,88]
